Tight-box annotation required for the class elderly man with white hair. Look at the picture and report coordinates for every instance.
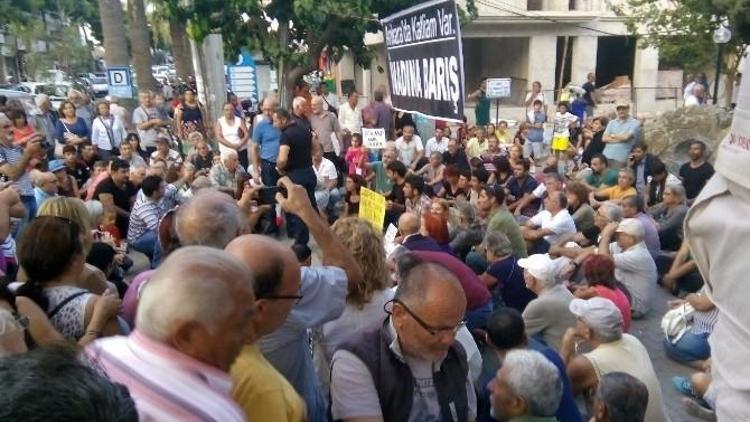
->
[210,149,248,196]
[85,246,256,421]
[488,349,563,422]
[519,253,577,351]
[33,94,58,154]
[598,217,657,318]
[560,297,667,421]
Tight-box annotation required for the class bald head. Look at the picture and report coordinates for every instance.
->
[292,97,306,116]
[398,213,420,236]
[175,190,244,248]
[395,262,466,309]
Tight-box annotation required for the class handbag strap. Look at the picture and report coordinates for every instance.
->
[98,117,116,149]
[47,291,87,319]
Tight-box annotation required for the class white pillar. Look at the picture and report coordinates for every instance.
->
[190,34,227,123]
[527,36,557,97]
[633,43,659,115]
[571,36,598,86]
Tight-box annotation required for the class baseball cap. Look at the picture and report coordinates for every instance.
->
[48,159,66,173]
[615,218,644,239]
[517,254,554,282]
[569,297,623,333]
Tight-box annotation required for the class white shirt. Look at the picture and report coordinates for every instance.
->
[323,93,339,110]
[529,208,577,244]
[424,136,449,156]
[395,135,424,165]
[338,102,362,134]
[685,95,703,107]
[313,157,338,190]
[609,241,657,315]
[91,115,127,151]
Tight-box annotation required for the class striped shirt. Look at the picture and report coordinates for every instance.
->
[127,184,177,242]
[0,143,33,195]
[85,330,246,422]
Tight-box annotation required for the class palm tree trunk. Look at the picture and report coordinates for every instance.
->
[129,0,159,93]
[169,19,193,81]
[97,0,130,67]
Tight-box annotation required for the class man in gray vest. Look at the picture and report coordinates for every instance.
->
[330,262,476,421]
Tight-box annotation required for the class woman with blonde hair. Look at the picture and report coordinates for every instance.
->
[318,217,392,363]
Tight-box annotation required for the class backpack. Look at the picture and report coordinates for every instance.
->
[661,302,695,344]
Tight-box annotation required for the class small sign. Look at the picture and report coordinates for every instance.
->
[486,78,512,99]
[358,187,386,230]
[107,67,133,98]
[228,49,259,104]
[362,127,387,149]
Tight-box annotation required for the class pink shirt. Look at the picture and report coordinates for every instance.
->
[86,330,245,421]
[345,147,368,176]
[120,270,154,328]
[594,285,632,332]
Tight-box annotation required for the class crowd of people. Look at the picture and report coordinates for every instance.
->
[0,75,723,422]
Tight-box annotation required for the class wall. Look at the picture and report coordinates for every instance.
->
[463,37,529,93]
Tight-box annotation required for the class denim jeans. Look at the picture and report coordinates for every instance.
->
[664,330,711,363]
[16,195,37,237]
[132,230,157,261]
[286,166,318,246]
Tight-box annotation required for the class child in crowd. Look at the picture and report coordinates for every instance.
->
[98,207,123,246]
[416,152,445,192]
[495,120,511,144]
[343,174,365,217]
[552,101,579,159]
[345,133,368,177]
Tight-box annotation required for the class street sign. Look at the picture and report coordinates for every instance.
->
[107,67,133,99]
[228,49,259,104]
[486,78,511,99]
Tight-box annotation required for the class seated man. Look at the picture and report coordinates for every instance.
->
[330,262,476,421]
[584,154,619,189]
[403,175,431,218]
[312,142,339,218]
[210,149,249,196]
[522,191,577,255]
[620,195,661,260]
[591,372,650,422]
[85,247,255,421]
[398,212,444,253]
[506,160,539,217]
[513,171,565,220]
[487,349,563,422]
[591,168,637,206]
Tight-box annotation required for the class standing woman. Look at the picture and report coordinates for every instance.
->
[215,102,250,169]
[90,101,126,161]
[54,100,89,153]
[126,133,150,163]
[174,87,208,142]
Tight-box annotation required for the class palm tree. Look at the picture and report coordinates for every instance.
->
[129,0,159,92]
[169,19,193,81]
[97,0,129,67]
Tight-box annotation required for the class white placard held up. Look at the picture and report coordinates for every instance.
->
[362,128,387,149]
[486,78,512,99]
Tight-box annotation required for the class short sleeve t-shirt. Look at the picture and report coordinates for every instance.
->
[553,112,578,136]
[313,158,338,188]
[94,177,137,233]
[280,121,313,171]
[132,106,161,148]
[586,168,619,188]
[528,209,577,244]
[679,161,715,199]
[395,136,424,165]
[601,185,637,200]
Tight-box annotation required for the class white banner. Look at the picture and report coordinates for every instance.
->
[362,128,387,149]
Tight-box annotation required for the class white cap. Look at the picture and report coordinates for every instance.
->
[616,218,645,240]
[517,254,554,282]
[569,297,623,333]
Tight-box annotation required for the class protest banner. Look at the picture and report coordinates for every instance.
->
[358,187,386,230]
[381,0,465,122]
[362,128,387,149]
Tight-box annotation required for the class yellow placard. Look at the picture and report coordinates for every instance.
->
[358,187,386,231]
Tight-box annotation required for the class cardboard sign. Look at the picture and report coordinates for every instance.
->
[486,78,511,99]
[362,127,387,149]
[358,187,386,230]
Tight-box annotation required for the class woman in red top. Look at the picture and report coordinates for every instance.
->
[574,254,632,332]
[8,108,39,146]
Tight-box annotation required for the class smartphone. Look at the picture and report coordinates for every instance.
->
[258,186,286,205]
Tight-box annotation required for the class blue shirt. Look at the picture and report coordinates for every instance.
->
[252,119,281,163]
[34,187,55,208]
[602,117,641,162]
[259,266,348,422]
[528,111,546,143]
[54,118,90,145]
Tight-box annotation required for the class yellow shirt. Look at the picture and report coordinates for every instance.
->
[494,130,511,144]
[231,344,306,422]
[466,137,489,159]
[602,185,637,200]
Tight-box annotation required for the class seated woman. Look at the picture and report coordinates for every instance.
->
[435,165,467,203]
[449,202,484,261]
[14,217,121,342]
[660,241,704,296]
[573,254,632,332]
[415,152,445,192]
[479,231,536,312]
[590,167,637,206]
[648,184,688,251]
[644,160,682,209]
[663,287,717,369]
[421,211,453,255]
[565,181,595,232]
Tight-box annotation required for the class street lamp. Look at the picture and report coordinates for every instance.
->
[712,24,732,105]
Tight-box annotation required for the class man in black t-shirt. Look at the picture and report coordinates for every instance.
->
[94,158,137,235]
[274,107,316,246]
[678,140,714,202]
[385,161,407,227]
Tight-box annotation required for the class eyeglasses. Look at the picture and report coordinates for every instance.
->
[392,299,465,337]
[264,293,304,304]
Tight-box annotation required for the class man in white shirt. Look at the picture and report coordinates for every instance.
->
[394,124,424,171]
[338,91,362,136]
[522,191,577,254]
[317,83,339,112]
[684,83,706,107]
[312,144,340,217]
[424,127,449,156]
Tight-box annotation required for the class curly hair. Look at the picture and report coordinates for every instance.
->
[332,217,391,309]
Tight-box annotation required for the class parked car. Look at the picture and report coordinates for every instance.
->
[90,75,109,98]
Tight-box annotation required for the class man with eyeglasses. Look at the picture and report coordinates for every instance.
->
[226,176,363,422]
[330,262,477,422]
[250,96,282,234]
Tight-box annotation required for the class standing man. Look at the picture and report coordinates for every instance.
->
[252,97,282,234]
[275,108,317,246]
[582,72,598,118]
[309,96,342,172]
[316,83,339,114]
[468,78,490,127]
[94,158,138,238]
[362,88,394,139]
[338,90,362,147]
[602,102,640,169]
[133,92,170,156]
[678,140,714,203]
[33,94,58,157]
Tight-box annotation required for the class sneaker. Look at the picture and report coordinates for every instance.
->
[672,376,695,397]
[682,397,716,421]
